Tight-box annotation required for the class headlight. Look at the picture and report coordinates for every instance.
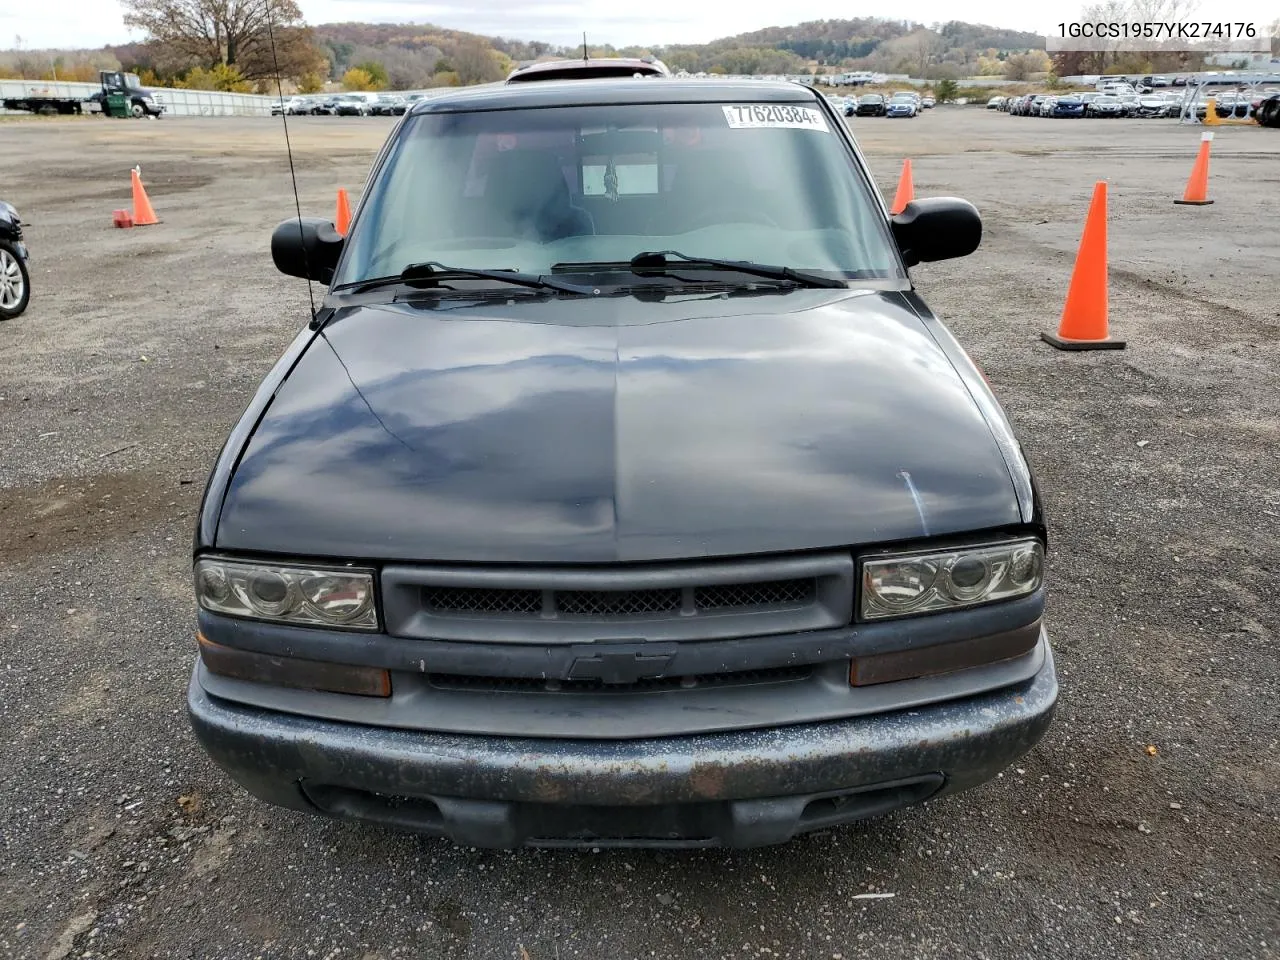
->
[859,539,1043,621]
[194,557,379,631]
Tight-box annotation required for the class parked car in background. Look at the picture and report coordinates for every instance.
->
[1020,95,1046,116]
[1051,95,1085,118]
[856,93,886,116]
[332,94,372,117]
[278,96,314,116]
[0,199,30,320]
[370,94,408,116]
[1134,94,1171,117]
[886,93,918,117]
[309,95,339,116]
[1086,96,1124,117]
[987,95,1005,109]
[921,95,935,108]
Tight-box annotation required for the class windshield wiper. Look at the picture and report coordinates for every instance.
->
[551,251,847,289]
[335,261,595,296]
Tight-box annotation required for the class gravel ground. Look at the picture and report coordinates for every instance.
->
[0,109,1276,960]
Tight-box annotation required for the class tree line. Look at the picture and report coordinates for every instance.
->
[8,2,1263,93]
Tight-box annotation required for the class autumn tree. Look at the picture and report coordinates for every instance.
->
[178,62,253,91]
[354,60,388,87]
[905,29,945,77]
[453,38,505,85]
[341,67,376,90]
[1004,50,1050,80]
[121,0,326,81]
[976,55,1004,75]
[296,71,324,93]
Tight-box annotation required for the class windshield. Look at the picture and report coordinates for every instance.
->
[334,101,902,286]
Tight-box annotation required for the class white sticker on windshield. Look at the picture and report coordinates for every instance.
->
[722,104,829,132]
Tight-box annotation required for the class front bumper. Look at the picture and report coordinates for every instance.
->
[187,638,1058,848]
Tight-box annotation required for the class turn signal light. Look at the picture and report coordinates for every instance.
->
[197,633,390,697]
[850,622,1040,687]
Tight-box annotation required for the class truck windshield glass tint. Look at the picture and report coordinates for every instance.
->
[335,102,903,286]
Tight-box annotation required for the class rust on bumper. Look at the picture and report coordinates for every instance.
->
[187,637,1058,848]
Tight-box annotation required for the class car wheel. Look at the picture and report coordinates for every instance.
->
[0,242,31,320]
[130,103,145,118]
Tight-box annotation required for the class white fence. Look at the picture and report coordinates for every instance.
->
[1,78,278,116]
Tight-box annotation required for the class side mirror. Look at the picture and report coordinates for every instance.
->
[271,217,344,284]
[890,198,982,268]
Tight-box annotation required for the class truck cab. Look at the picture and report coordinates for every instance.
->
[94,71,165,118]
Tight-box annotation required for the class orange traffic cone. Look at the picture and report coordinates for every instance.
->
[1174,132,1214,205]
[889,159,914,215]
[130,166,159,226]
[335,188,352,235]
[1041,181,1125,351]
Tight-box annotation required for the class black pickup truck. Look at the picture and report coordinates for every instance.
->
[187,74,1057,850]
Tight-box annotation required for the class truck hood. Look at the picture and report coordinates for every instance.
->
[214,289,1021,563]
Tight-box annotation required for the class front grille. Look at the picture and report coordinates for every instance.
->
[695,579,815,610]
[382,551,855,643]
[427,664,812,694]
[421,578,813,620]
[557,588,682,617]
[424,587,542,615]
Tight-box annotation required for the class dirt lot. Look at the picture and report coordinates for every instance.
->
[0,108,1277,960]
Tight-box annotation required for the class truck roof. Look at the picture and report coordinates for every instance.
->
[407,78,820,115]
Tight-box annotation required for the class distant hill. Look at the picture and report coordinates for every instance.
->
[1,16,1048,89]
[649,18,1046,78]
[310,16,1047,86]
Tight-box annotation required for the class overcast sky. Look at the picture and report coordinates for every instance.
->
[3,0,1275,52]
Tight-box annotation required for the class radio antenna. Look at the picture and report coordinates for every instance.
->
[583,32,588,62]
[264,0,317,320]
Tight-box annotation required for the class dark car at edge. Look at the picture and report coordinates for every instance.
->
[187,78,1058,850]
[0,199,31,319]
